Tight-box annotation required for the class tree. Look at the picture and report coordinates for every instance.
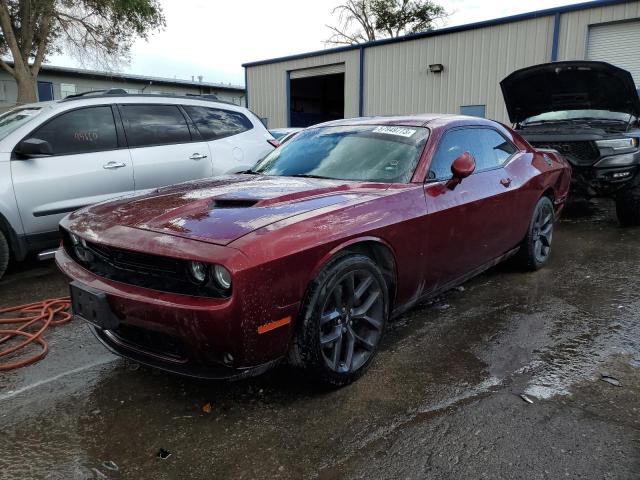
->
[326,0,448,45]
[0,0,165,104]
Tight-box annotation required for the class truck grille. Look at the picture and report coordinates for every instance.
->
[531,141,599,166]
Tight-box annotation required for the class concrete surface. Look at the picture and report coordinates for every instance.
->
[0,200,639,480]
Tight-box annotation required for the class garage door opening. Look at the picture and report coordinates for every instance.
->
[289,67,345,128]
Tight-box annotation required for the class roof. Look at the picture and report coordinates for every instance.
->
[34,63,245,92]
[243,0,630,68]
[311,113,482,128]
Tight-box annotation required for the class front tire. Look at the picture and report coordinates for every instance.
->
[518,196,555,271]
[289,254,389,387]
[615,185,640,226]
[0,231,8,280]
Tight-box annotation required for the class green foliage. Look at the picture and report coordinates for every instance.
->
[326,0,447,45]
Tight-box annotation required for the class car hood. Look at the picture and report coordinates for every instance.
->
[500,61,640,124]
[66,174,389,246]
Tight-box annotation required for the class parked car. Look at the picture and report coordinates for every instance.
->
[57,115,571,386]
[269,127,303,145]
[0,91,276,279]
[501,61,640,225]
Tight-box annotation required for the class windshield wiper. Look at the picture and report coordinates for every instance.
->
[288,173,334,180]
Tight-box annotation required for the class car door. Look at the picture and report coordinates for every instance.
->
[118,104,213,191]
[182,105,272,174]
[11,105,134,236]
[422,127,520,291]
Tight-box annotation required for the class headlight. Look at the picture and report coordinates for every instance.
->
[213,265,232,290]
[596,138,639,152]
[187,261,208,284]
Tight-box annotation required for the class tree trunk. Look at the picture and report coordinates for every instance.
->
[15,70,38,104]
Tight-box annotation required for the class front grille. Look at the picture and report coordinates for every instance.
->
[531,141,600,166]
[61,229,230,298]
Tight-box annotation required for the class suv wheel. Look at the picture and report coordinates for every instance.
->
[0,230,9,280]
[289,254,388,387]
[518,196,555,271]
[615,185,640,226]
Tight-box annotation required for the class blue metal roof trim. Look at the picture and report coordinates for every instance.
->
[242,0,632,68]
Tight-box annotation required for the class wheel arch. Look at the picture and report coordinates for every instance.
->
[310,236,398,308]
[0,210,25,261]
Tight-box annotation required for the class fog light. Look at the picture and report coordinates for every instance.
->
[188,261,208,284]
[213,265,232,290]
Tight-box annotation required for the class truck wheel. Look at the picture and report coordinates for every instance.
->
[615,186,640,226]
[517,196,555,271]
[0,230,9,280]
[289,253,388,387]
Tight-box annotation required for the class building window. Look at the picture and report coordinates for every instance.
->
[60,83,76,98]
[460,105,486,118]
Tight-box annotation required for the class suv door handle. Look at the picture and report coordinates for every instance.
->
[500,177,512,188]
[103,161,126,169]
[189,153,208,160]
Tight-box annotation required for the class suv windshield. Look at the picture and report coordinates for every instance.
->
[0,107,43,141]
[523,109,632,125]
[252,125,429,183]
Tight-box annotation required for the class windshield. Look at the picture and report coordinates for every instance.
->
[0,107,43,141]
[523,109,632,125]
[252,125,429,183]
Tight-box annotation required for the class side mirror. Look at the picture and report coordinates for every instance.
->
[15,138,53,158]
[446,152,476,190]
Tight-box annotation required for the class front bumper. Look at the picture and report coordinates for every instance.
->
[571,164,639,197]
[56,247,298,379]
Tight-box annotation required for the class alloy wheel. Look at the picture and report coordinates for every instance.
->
[319,269,385,373]
[533,202,554,263]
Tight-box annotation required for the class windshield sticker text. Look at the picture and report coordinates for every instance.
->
[373,126,417,138]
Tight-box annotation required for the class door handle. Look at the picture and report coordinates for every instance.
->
[189,153,208,160]
[103,161,126,169]
[500,177,512,188]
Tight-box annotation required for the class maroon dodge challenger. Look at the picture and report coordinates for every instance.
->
[56,115,571,386]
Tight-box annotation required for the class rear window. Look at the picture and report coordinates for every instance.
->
[183,106,253,140]
[120,105,192,147]
[252,125,429,183]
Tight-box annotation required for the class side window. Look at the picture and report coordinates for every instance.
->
[29,106,118,155]
[183,106,253,140]
[428,129,475,180]
[478,129,518,168]
[120,105,191,147]
[428,128,518,180]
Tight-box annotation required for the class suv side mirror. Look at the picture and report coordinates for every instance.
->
[446,152,476,190]
[15,138,53,158]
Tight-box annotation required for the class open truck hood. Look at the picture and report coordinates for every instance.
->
[500,61,640,124]
[66,174,385,246]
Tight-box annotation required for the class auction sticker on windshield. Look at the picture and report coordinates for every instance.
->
[372,126,417,138]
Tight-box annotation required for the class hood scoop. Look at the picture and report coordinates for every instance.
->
[209,198,259,209]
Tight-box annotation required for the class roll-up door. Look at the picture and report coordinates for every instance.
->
[587,20,640,87]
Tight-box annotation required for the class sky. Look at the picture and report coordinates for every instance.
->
[46,0,595,87]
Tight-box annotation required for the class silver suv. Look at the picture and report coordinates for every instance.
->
[0,91,276,279]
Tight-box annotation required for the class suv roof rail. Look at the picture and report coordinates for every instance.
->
[63,88,129,100]
[59,91,241,107]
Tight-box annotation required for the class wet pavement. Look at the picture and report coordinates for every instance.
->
[1,200,639,480]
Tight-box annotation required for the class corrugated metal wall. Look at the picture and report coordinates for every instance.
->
[557,1,640,60]
[246,50,360,128]
[362,16,554,123]
[247,1,640,128]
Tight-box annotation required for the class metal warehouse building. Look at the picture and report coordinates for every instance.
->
[243,0,640,128]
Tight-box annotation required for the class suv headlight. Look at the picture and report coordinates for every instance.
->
[596,138,639,152]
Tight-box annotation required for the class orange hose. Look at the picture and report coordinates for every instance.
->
[0,297,71,371]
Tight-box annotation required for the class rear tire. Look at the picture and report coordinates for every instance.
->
[615,185,640,226]
[517,196,555,271]
[0,230,9,280]
[289,254,388,387]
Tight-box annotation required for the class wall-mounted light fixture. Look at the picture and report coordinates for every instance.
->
[429,64,444,73]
